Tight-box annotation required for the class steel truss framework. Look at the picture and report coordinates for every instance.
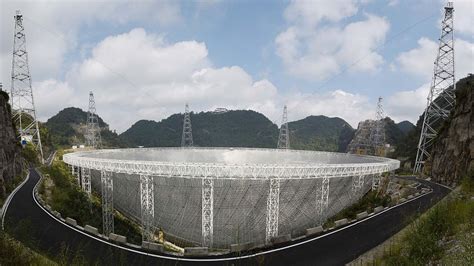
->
[63,148,399,180]
[80,167,91,196]
[352,175,365,196]
[202,177,214,247]
[265,178,280,243]
[101,170,114,236]
[277,105,290,149]
[140,174,154,241]
[86,91,101,148]
[181,103,193,147]
[10,10,43,161]
[372,175,381,190]
[414,2,455,173]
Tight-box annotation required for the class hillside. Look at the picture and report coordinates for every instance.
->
[44,107,122,148]
[430,75,473,185]
[288,115,355,152]
[120,110,279,148]
[396,120,415,135]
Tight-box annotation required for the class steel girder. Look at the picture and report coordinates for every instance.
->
[101,170,114,236]
[265,178,280,243]
[140,174,154,241]
[202,177,214,247]
[80,167,91,196]
[63,153,399,181]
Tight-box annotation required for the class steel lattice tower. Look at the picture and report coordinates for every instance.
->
[277,105,290,149]
[85,91,102,148]
[181,103,193,147]
[10,10,43,162]
[414,2,456,173]
[372,97,386,156]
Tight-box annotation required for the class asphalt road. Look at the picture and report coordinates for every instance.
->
[3,169,450,265]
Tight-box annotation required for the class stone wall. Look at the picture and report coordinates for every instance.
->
[0,92,23,200]
[430,75,474,185]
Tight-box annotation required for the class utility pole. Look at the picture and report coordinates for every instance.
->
[181,103,193,147]
[10,10,44,162]
[277,105,290,149]
[414,2,455,173]
[85,91,102,148]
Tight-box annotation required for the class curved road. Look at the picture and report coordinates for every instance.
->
[3,169,450,265]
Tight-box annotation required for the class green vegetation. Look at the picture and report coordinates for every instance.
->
[0,231,56,265]
[289,115,355,152]
[39,154,142,244]
[44,107,122,148]
[378,175,474,265]
[324,190,392,228]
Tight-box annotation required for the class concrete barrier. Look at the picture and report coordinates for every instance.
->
[65,217,77,226]
[415,192,420,197]
[334,218,348,227]
[84,225,98,235]
[45,205,51,211]
[408,195,414,199]
[109,233,127,244]
[142,241,164,252]
[271,234,291,244]
[52,211,61,218]
[184,247,208,256]
[374,206,384,214]
[306,225,324,236]
[399,198,407,203]
[356,211,368,220]
[230,242,254,252]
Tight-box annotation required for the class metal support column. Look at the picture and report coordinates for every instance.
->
[265,178,280,243]
[140,174,154,241]
[101,170,114,236]
[372,175,381,191]
[81,167,91,196]
[320,177,330,213]
[202,177,214,247]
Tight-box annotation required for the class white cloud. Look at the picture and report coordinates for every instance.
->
[385,83,430,123]
[452,0,474,36]
[397,37,474,80]
[275,0,390,80]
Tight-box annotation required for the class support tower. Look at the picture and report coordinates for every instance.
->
[414,2,455,173]
[85,92,101,148]
[372,97,386,157]
[10,10,43,162]
[277,105,290,149]
[181,103,193,147]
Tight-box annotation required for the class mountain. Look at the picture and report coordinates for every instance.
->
[396,121,415,135]
[120,111,357,152]
[45,107,122,148]
[288,115,355,152]
[120,110,279,148]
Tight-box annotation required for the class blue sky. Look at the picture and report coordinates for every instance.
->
[1,0,473,131]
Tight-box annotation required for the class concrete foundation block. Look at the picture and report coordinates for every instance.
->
[306,226,324,236]
[356,211,369,220]
[65,217,77,226]
[374,206,384,213]
[184,247,208,256]
[52,211,61,218]
[84,225,98,235]
[334,218,348,227]
[230,242,254,252]
[142,241,164,252]
[400,198,407,203]
[109,233,127,244]
[271,234,291,244]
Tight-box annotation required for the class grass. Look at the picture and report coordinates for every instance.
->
[378,174,474,265]
[0,230,56,266]
[38,153,142,245]
[324,190,391,228]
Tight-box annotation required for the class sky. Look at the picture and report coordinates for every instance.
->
[0,0,473,132]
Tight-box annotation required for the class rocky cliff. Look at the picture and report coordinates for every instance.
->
[430,75,474,185]
[0,91,23,200]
